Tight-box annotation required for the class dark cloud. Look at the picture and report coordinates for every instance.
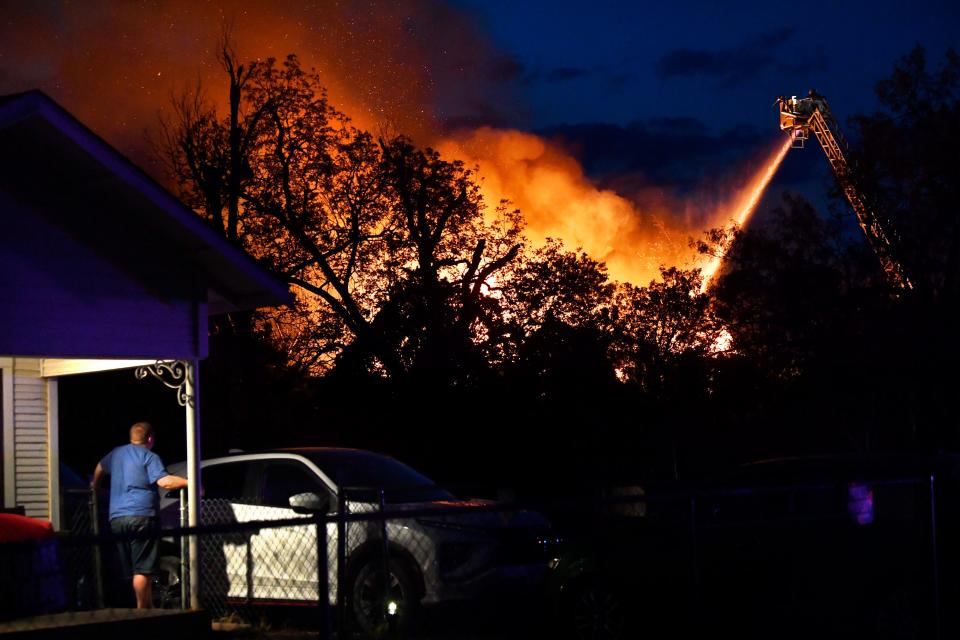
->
[538,119,821,192]
[440,112,511,131]
[439,98,526,132]
[522,57,640,90]
[608,71,636,88]
[545,66,590,83]
[647,116,708,136]
[655,26,796,83]
[483,55,526,83]
[748,26,796,49]
[777,53,829,76]
[656,48,772,81]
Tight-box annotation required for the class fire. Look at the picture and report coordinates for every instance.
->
[698,135,794,291]
[437,128,795,289]
[435,128,683,286]
[1,4,797,297]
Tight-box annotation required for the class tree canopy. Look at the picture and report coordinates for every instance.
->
[160,43,960,488]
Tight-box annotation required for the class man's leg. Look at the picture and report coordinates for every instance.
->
[133,573,153,609]
[128,517,160,609]
[110,518,135,607]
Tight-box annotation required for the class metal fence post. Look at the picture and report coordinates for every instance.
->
[184,359,201,610]
[89,488,104,609]
[378,488,395,636]
[179,487,189,609]
[930,474,941,640]
[316,512,332,640]
[337,487,349,636]
[690,495,701,623]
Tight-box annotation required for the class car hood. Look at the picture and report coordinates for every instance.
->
[360,498,551,532]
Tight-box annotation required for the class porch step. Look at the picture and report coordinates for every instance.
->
[0,608,210,639]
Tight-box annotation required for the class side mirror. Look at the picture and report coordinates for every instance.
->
[289,492,329,514]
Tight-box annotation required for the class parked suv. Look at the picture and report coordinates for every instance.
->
[158,448,558,633]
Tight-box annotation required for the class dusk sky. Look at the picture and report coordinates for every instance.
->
[448,0,959,131]
[1,0,957,283]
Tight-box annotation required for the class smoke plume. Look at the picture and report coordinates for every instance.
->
[0,1,783,286]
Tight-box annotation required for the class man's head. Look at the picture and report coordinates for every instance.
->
[130,422,155,449]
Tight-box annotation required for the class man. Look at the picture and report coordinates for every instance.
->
[91,422,188,608]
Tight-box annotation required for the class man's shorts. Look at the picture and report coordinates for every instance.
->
[110,516,159,577]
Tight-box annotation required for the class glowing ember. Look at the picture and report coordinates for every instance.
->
[699,135,794,291]
[709,328,734,354]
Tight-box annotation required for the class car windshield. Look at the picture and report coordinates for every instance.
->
[299,450,456,503]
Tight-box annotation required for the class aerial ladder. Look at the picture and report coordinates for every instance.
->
[777,91,912,290]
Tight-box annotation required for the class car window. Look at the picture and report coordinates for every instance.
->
[260,460,327,508]
[300,450,454,503]
[202,461,253,500]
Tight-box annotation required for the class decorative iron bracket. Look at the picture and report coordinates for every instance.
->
[135,360,194,407]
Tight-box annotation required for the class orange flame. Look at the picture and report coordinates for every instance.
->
[435,128,681,285]
[437,128,795,288]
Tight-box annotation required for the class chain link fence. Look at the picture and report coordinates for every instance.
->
[1,470,954,639]
[59,487,106,610]
[193,488,559,638]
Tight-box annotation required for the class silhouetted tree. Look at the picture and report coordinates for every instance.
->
[334,139,522,384]
[697,193,909,452]
[153,41,960,482]
[700,63,960,455]
[704,194,872,380]
[496,240,613,364]
[849,46,960,301]
[159,45,521,382]
[845,47,960,450]
[612,266,722,399]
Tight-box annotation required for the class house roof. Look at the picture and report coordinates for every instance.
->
[0,90,291,314]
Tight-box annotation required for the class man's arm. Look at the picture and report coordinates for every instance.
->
[91,463,105,490]
[156,475,189,491]
[146,453,188,492]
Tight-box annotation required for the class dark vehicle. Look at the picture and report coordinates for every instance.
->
[546,484,695,639]
[549,454,960,640]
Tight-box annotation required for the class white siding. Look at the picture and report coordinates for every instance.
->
[8,358,50,520]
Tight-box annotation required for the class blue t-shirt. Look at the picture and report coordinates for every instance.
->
[99,444,169,520]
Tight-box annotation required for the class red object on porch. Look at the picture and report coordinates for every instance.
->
[0,512,55,542]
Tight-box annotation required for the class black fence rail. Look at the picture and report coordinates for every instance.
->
[3,473,955,639]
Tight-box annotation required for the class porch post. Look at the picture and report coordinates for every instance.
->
[134,359,202,609]
[185,359,201,610]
